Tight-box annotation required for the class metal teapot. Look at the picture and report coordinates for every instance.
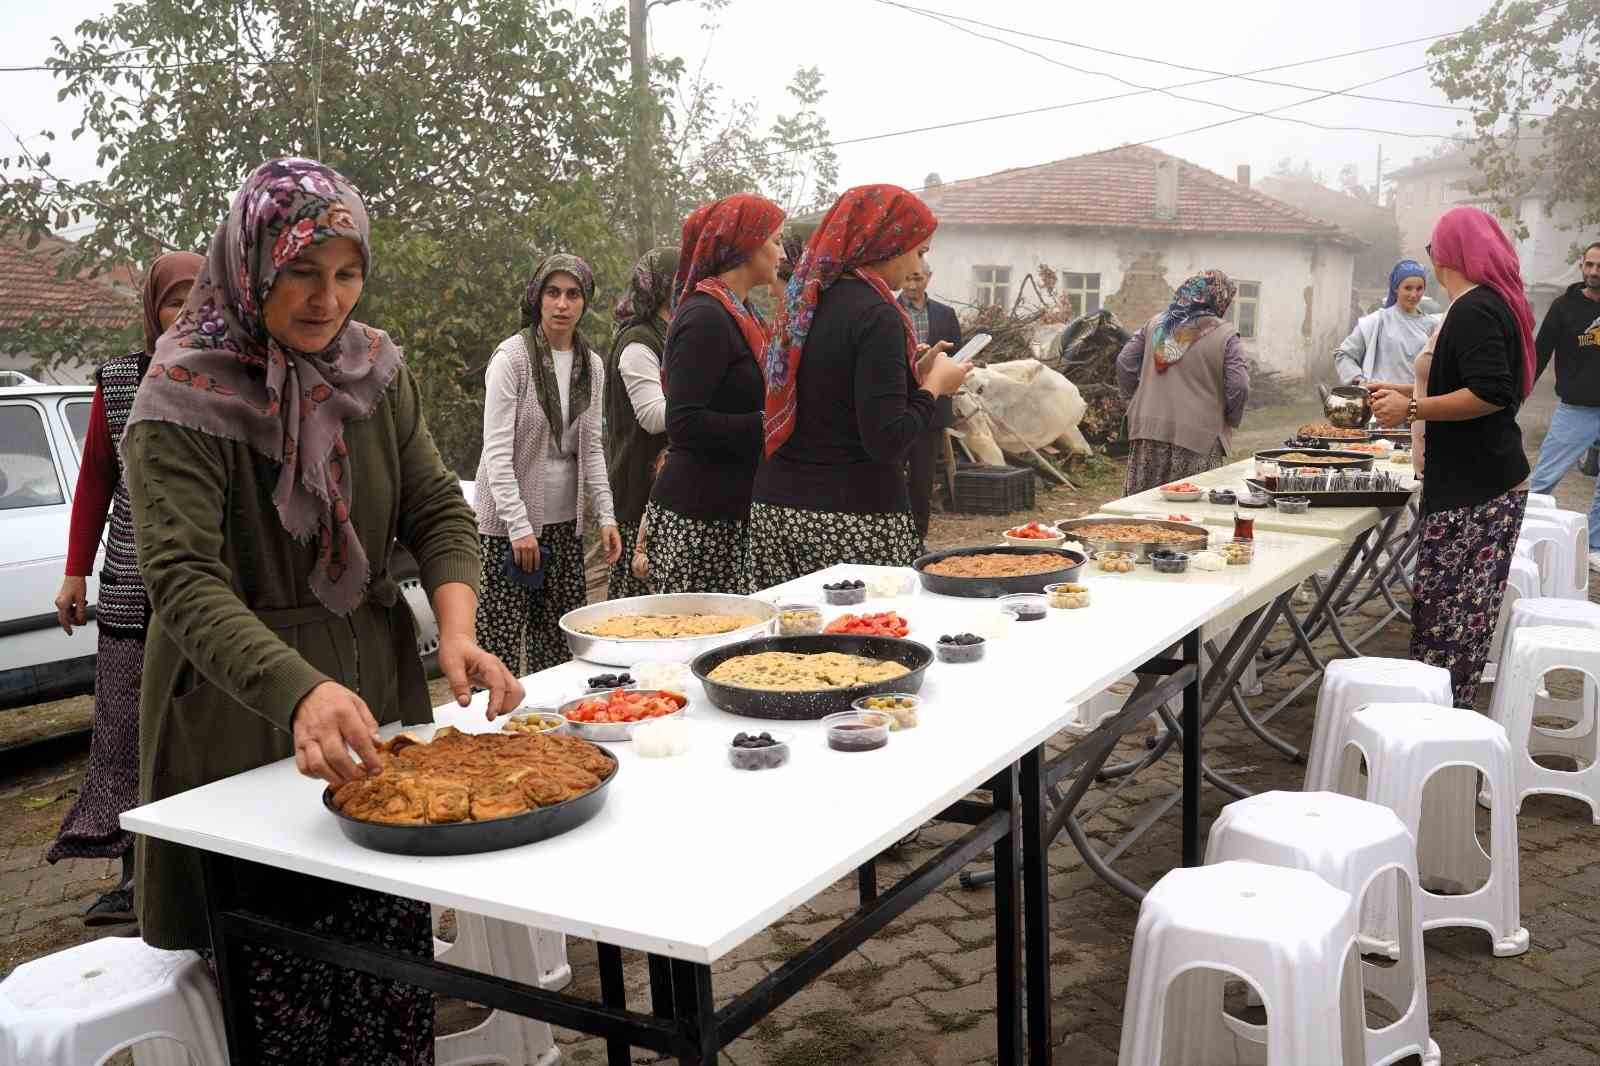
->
[1323,385,1373,429]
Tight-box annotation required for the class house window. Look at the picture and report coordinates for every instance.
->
[1061,272,1101,317]
[973,266,1011,310]
[1228,281,1261,340]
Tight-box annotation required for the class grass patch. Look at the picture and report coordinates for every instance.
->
[765,925,810,962]
[925,956,966,986]
[770,1009,890,1066]
[828,958,886,993]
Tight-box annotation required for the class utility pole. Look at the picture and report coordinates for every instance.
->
[628,0,652,255]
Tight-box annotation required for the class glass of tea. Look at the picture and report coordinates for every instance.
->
[1233,511,1255,541]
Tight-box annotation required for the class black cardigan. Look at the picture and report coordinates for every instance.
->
[754,277,938,514]
[649,292,766,523]
[1422,286,1529,515]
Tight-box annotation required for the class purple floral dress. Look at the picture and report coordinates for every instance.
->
[1410,487,1527,707]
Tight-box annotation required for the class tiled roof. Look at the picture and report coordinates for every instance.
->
[0,232,137,331]
[921,145,1356,243]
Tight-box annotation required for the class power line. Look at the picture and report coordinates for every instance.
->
[872,0,1556,120]
[898,6,1451,142]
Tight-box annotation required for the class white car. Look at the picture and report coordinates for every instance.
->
[0,371,449,711]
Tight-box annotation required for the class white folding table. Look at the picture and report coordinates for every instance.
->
[124,567,1238,1066]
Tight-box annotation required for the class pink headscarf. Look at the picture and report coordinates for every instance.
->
[1429,206,1536,399]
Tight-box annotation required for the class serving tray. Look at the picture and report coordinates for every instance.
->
[691,634,932,721]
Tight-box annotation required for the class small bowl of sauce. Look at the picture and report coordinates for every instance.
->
[822,710,891,752]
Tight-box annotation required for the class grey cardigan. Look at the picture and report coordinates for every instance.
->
[473,332,615,540]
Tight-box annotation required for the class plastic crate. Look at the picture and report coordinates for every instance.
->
[951,464,1035,515]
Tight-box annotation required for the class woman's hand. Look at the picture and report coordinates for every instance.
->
[54,576,88,635]
[1371,388,1411,427]
[921,352,973,398]
[292,680,383,786]
[915,340,953,380]
[600,524,623,565]
[511,534,541,572]
[438,632,525,720]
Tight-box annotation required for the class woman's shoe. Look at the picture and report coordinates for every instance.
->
[82,885,135,927]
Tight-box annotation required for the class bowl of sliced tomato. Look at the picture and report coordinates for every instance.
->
[1159,482,1204,502]
[1001,520,1066,548]
[823,611,910,639]
[558,687,689,743]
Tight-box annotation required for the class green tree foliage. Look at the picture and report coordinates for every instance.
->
[1428,0,1600,239]
[0,0,838,473]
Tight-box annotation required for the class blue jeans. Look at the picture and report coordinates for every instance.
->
[1529,400,1600,548]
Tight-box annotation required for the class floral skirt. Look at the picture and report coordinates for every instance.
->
[606,518,650,601]
[748,502,924,591]
[1410,489,1527,708]
[476,522,587,676]
[224,874,434,1065]
[1123,438,1225,497]
[643,503,752,595]
[48,633,142,862]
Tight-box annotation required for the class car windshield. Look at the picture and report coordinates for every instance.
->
[0,404,65,510]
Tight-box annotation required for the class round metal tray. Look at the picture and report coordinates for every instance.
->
[322,744,619,856]
[911,545,1086,598]
[557,688,689,742]
[691,634,933,721]
[1054,517,1210,562]
[559,594,778,667]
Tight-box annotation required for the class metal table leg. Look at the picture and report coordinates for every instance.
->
[598,942,629,1066]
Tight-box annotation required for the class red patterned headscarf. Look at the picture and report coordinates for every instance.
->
[762,185,937,456]
[671,193,785,366]
[1429,206,1537,399]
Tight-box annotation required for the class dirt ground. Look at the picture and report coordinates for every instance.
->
[7,381,1600,1065]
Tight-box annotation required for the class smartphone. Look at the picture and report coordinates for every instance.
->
[950,333,992,364]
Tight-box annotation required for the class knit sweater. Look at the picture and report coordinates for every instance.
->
[474,332,615,540]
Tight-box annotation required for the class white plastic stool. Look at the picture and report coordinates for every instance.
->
[433,909,563,1066]
[1485,555,1544,684]
[1492,597,1600,738]
[1518,513,1586,600]
[1337,703,1528,956]
[1207,791,1439,1066]
[1526,492,1558,510]
[0,936,226,1066]
[1304,658,1452,792]
[1118,861,1366,1066]
[1486,625,1600,824]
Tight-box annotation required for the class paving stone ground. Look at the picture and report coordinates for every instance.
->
[4,384,1598,1064]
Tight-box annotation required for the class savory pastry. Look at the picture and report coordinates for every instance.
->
[330,729,615,826]
[707,651,910,691]
[580,613,762,639]
[924,553,1073,578]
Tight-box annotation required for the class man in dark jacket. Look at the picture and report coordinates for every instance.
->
[1529,240,1600,570]
[899,264,963,541]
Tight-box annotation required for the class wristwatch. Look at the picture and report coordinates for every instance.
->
[1406,397,1419,423]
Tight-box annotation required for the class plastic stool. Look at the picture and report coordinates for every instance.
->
[1304,658,1452,792]
[1207,791,1439,1066]
[1337,704,1528,956]
[1118,861,1366,1066]
[0,936,226,1066]
[1486,625,1600,824]
[1492,598,1600,739]
[1526,492,1558,510]
[1485,555,1544,685]
[433,909,563,1066]
[1518,513,1586,600]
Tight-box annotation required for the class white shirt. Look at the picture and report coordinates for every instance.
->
[618,341,667,434]
[543,348,578,523]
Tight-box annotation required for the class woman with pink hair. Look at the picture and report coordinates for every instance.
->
[1372,206,1535,707]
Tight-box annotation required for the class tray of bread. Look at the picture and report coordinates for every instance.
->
[323,725,618,855]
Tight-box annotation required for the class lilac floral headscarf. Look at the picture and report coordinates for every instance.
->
[125,157,401,615]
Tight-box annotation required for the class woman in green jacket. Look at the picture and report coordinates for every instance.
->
[123,157,522,1063]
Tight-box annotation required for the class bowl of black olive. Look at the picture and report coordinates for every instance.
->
[935,632,987,663]
[822,579,867,605]
[728,731,791,771]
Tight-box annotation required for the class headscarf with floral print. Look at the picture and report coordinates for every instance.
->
[520,252,596,451]
[613,246,679,333]
[671,193,785,371]
[762,184,936,456]
[125,157,400,616]
[1151,269,1237,373]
